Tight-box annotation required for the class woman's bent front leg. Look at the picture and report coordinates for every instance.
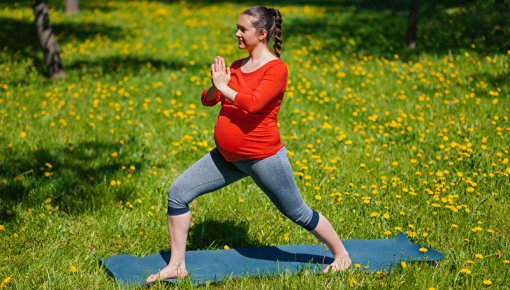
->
[146,149,246,282]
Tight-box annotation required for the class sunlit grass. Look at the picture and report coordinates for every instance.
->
[0,0,509,289]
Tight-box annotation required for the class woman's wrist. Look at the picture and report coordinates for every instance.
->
[215,83,228,92]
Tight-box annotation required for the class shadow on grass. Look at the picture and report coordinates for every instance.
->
[66,56,192,76]
[0,139,146,221]
[0,17,124,56]
[188,220,259,249]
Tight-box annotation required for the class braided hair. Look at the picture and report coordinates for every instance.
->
[242,6,283,58]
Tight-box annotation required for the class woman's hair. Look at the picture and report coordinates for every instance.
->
[242,6,283,58]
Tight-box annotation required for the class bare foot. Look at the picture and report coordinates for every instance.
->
[323,255,352,273]
[145,263,188,282]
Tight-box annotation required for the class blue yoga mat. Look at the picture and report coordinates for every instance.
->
[101,233,444,286]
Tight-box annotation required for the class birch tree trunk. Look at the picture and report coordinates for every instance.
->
[406,0,419,50]
[33,0,65,78]
[65,0,79,14]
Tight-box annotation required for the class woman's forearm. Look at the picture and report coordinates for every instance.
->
[216,84,237,103]
[204,86,219,101]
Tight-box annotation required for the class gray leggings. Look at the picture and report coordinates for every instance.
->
[167,146,319,231]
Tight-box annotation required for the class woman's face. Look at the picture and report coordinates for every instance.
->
[235,14,264,50]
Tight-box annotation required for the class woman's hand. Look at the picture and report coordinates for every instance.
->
[211,56,231,91]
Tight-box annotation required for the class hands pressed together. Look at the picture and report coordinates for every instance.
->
[211,56,230,90]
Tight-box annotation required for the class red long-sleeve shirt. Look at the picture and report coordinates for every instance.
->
[201,58,288,162]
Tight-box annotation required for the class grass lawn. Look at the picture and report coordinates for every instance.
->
[1,0,509,288]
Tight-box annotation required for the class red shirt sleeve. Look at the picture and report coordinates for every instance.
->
[201,88,221,106]
[234,63,288,113]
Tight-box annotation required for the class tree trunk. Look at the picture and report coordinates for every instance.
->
[65,0,79,14]
[33,0,64,78]
[406,0,419,50]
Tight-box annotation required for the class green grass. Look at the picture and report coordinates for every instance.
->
[1,0,509,289]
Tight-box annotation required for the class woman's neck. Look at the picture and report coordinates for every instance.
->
[248,44,273,61]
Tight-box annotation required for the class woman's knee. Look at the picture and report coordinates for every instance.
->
[284,206,320,231]
[167,180,192,215]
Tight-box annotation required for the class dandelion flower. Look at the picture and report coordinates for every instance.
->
[483,279,492,286]
[475,253,484,259]
[349,278,357,287]
[69,266,77,272]
[223,245,230,250]
[0,274,14,288]
[460,268,471,274]
[419,247,428,253]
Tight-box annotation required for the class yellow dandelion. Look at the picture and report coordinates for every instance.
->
[314,194,322,200]
[322,122,332,129]
[401,261,407,268]
[110,180,117,186]
[466,260,475,265]
[0,225,4,231]
[503,260,510,264]
[475,253,484,259]
[148,211,154,217]
[223,245,230,250]
[20,132,27,138]
[69,266,77,272]
[111,152,119,158]
[419,247,428,253]
[354,263,361,268]
[370,212,379,217]
[482,280,492,286]
[460,268,471,274]
[0,274,14,288]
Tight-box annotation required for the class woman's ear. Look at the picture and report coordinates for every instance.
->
[258,29,268,41]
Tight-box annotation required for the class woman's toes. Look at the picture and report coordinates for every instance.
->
[145,273,158,282]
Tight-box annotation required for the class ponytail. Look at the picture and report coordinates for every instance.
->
[271,8,282,58]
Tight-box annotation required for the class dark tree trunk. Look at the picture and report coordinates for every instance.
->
[33,0,65,78]
[65,0,79,14]
[406,0,419,50]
